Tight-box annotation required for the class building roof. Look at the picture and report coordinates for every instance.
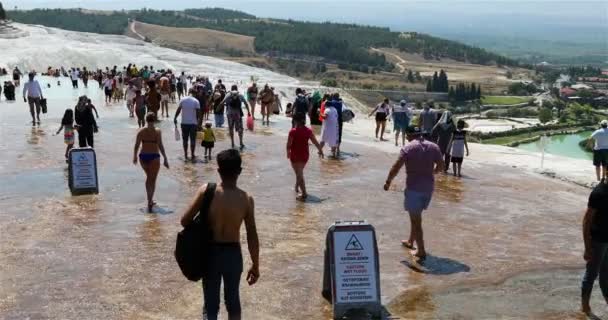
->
[571,83,593,90]
[560,87,577,96]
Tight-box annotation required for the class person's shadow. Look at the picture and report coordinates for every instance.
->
[401,255,470,275]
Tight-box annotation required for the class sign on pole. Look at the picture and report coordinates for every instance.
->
[68,147,99,195]
[322,221,381,319]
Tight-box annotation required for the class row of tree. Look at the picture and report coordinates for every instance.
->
[0,2,6,20]
[425,70,449,92]
[448,83,481,102]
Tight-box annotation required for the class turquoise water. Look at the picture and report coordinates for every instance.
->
[517,131,593,160]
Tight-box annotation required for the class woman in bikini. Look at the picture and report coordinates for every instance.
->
[133,112,169,212]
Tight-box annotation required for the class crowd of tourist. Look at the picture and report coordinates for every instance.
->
[2,63,607,318]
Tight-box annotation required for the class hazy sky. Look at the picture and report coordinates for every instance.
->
[4,0,607,43]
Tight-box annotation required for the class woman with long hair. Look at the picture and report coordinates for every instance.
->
[133,112,169,212]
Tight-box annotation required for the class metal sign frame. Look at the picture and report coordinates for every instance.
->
[323,220,381,319]
[68,147,99,195]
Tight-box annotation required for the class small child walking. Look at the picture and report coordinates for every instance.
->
[449,119,470,177]
[201,121,216,160]
[286,113,324,201]
[56,109,75,162]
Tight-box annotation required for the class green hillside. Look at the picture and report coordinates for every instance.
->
[7,8,524,71]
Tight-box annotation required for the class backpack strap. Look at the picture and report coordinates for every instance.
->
[194,183,217,224]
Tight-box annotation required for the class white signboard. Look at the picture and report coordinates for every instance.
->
[69,148,98,194]
[332,230,378,304]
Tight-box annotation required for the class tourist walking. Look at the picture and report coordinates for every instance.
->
[133,90,146,128]
[146,81,161,117]
[125,82,136,117]
[589,120,608,181]
[392,100,411,147]
[174,89,201,161]
[133,112,169,213]
[326,93,344,156]
[369,98,391,141]
[201,121,216,160]
[70,68,79,89]
[160,75,171,118]
[210,89,226,128]
[432,111,456,172]
[581,179,608,315]
[320,99,339,158]
[13,67,22,87]
[292,88,310,128]
[180,149,260,320]
[221,85,251,150]
[258,84,274,125]
[247,83,258,120]
[449,119,470,177]
[103,75,113,104]
[418,103,437,138]
[383,126,443,260]
[55,109,75,162]
[179,71,188,96]
[287,113,324,201]
[74,96,98,148]
[22,72,44,125]
[82,67,89,88]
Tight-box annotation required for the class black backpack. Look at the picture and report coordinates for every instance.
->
[294,95,309,115]
[174,183,216,282]
[229,93,244,117]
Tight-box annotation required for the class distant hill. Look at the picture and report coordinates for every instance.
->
[129,21,255,55]
[7,7,524,71]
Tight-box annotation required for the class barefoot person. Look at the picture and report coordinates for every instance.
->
[369,98,391,141]
[320,100,339,158]
[133,112,169,212]
[432,111,455,173]
[247,83,258,120]
[392,100,411,147]
[449,119,470,177]
[74,96,98,148]
[174,89,200,161]
[287,113,324,201]
[221,85,251,150]
[589,120,608,181]
[581,179,608,315]
[258,84,274,126]
[180,149,260,320]
[383,126,443,260]
[22,72,44,125]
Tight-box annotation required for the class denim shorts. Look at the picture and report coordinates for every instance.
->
[404,190,433,214]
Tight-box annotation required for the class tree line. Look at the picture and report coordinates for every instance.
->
[448,83,481,102]
[425,70,449,92]
[0,2,5,20]
[7,8,523,71]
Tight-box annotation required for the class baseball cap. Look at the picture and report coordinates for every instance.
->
[405,125,422,135]
[400,100,407,105]
[601,119,608,127]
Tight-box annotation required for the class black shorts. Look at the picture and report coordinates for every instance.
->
[104,88,112,97]
[201,141,215,148]
[375,113,387,122]
[170,84,177,93]
[593,149,608,167]
[451,157,463,164]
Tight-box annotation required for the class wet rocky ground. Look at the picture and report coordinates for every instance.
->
[0,79,605,319]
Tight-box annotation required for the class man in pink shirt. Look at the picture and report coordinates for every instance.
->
[384,125,443,260]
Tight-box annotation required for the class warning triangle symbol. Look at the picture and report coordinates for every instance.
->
[345,234,364,251]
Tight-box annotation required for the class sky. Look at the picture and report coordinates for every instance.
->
[3,0,607,43]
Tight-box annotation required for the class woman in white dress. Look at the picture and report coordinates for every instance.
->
[320,103,339,158]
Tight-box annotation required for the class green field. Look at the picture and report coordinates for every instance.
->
[481,96,530,105]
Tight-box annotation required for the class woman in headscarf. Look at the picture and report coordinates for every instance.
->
[74,95,98,148]
[432,110,455,173]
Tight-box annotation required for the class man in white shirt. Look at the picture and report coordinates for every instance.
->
[22,72,44,125]
[70,68,80,89]
[173,89,200,161]
[179,72,188,96]
[590,120,608,181]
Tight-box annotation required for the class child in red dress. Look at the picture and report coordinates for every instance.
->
[287,113,324,201]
